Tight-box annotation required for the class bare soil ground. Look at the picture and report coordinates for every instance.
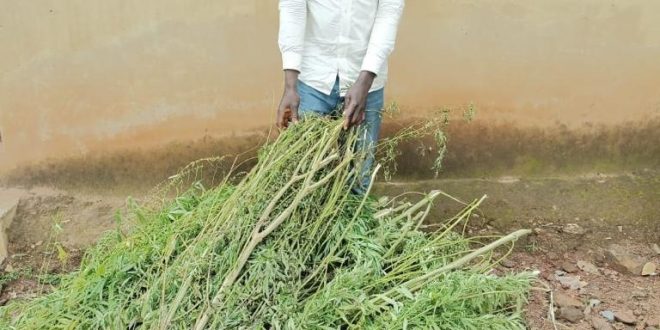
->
[1,170,658,329]
[375,170,659,330]
[0,187,125,305]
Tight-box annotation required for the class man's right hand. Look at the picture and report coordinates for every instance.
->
[276,70,301,129]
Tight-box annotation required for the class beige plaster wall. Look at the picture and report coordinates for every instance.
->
[1,0,659,172]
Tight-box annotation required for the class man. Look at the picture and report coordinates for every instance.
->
[276,0,405,193]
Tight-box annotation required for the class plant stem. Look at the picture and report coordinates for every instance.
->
[372,229,532,305]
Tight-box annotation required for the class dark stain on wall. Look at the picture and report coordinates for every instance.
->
[1,133,267,195]
[391,118,660,179]
[2,118,659,194]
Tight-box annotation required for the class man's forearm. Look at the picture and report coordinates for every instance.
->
[284,69,299,90]
[355,71,376,88]
[277,70,301,128]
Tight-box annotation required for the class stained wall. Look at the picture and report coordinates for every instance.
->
[2,0,659,173]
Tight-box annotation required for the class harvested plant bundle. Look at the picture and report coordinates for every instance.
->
[1,118,534,329]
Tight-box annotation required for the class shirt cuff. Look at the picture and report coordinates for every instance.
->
[282,51,302,72]
[360,55,383,76]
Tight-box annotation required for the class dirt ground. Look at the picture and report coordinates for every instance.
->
[0,170,658,329]
[0,187,125,305]
[375,170,660,330]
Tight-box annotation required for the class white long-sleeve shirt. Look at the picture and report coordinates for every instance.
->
[278,0,405,96]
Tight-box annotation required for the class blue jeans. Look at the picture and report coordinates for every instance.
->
[297,77,384,194]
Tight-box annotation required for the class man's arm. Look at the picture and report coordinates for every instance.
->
[344,0,405,129]
[361,0,405,76]
[276,0,307,129]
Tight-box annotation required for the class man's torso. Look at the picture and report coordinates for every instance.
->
[299,0,387,96]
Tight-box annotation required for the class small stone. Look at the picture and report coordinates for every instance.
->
[563,223,586,235]
[559,306,585,323]
[592,316,615,330]
[633,309,644,317]
[555,273,587,290]
[603,268,619,276]
[641,262,657,276]
[601,311,616,322]
[652,244,660,256]
[632,290,649,300]
[554,291,583,308]
[542,272,554,281]
[578,260,601,274]
[605,244,646,275]
[562,261,579,273]
[585,299,602,315]
[500,259,516,268]
[614,309,637,325]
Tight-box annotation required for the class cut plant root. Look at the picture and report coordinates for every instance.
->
[0,118,535,329]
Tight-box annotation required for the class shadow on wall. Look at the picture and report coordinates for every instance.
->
[2,118,660,194]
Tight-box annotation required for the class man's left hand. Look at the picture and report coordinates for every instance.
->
[343,71,376,130]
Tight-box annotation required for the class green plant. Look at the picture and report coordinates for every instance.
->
[1,118,532,329]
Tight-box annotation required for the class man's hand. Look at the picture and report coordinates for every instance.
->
[343,71,376,130]
[276,70,301,129]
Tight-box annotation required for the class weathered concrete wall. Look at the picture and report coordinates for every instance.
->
[1,0,660,173]
[0,188,23,263]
